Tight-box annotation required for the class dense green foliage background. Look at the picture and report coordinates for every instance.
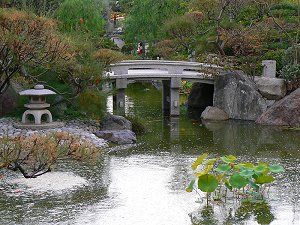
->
[1,0,300,119]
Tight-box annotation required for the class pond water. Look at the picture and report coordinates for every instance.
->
[0,83,300,225]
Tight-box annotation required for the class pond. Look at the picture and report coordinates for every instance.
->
[0,83,299,225]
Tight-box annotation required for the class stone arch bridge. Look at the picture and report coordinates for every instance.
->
[107,60,224,116]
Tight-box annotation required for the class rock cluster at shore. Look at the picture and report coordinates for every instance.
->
[0,117,108,148]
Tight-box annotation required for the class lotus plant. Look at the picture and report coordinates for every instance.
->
[186,153,285,204]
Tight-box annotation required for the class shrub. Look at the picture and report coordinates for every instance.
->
[0,132,100,178]
[282,44,300,65]
[93,49,125,68]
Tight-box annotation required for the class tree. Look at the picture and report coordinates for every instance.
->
[55,0,105,34]
[0,0,63,16]
[123,0,187,43]
[163,14,197,53]
[0,9,69,96]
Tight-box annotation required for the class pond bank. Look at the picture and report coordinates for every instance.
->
[0,117,108,148]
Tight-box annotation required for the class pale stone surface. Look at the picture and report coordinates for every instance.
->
[256,87,300,126]
[214,71,267,121]
[262,60,276,78]
[201,106,229,120]
[255,77,286,100]
[19,84,56,96]
[95,130,136,144]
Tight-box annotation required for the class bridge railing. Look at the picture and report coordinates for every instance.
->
[109,60,224,76]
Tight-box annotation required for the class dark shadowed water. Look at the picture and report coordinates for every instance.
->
[0,83,299,225]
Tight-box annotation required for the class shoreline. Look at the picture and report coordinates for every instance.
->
[0,117,108,149]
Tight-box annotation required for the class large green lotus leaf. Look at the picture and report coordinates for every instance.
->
[239,168,254,178]
[220,155,237,163]
[192,153,208,170]
[254,165,267,174]
[229,172,248,189]
[186,180,195,192]
[255,175,275,184]
[216,164,231,174]
[268,164,285,173]
[198,174,219,193]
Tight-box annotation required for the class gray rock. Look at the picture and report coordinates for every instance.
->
[94,130,136,144]
[255,77,286,100]
[101,114,132,130]
[187,82,214,111]
[256,87,300,126]
[0,82,22,116]
[201,106,229,121]
[214,71,267,121]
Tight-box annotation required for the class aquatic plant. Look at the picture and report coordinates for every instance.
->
[186,153,285,204]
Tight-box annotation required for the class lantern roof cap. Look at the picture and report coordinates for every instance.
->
[19,84,56,96]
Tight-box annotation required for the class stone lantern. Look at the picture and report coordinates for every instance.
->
[15,84,63,129]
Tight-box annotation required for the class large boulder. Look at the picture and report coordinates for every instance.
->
[256,87,300,126]
[187,83,214,112]
[0,82,23,116]
[255,77,286,100]
[94,130,136,144]
[201,106,229,121]
[214,71,267,121]
[100,114,132,130]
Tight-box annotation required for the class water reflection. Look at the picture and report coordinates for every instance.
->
[190,201,274,225]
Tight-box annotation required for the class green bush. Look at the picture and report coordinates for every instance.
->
[280,64,300,81]
[262,49,285,71]
[282,44,300,65]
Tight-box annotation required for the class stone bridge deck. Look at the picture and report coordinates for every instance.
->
[108,60,223,84]
[107,60,223,116]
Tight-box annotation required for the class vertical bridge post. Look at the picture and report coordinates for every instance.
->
[162,78,182,116]
[170,78,181,116]
[114,78,127,115]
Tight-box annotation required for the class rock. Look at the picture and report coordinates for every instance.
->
[256,87,300,126]
[214,71,267,121]
[255,77,286,100]
[187,82,214,112]
[0,83,22,116]
[101,114,132,130]
[201,106,229,120]
[94,130,136,144]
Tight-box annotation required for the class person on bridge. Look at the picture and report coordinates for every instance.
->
[138,42,143,55]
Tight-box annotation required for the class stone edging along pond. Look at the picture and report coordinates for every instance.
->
[0,117,108,148]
